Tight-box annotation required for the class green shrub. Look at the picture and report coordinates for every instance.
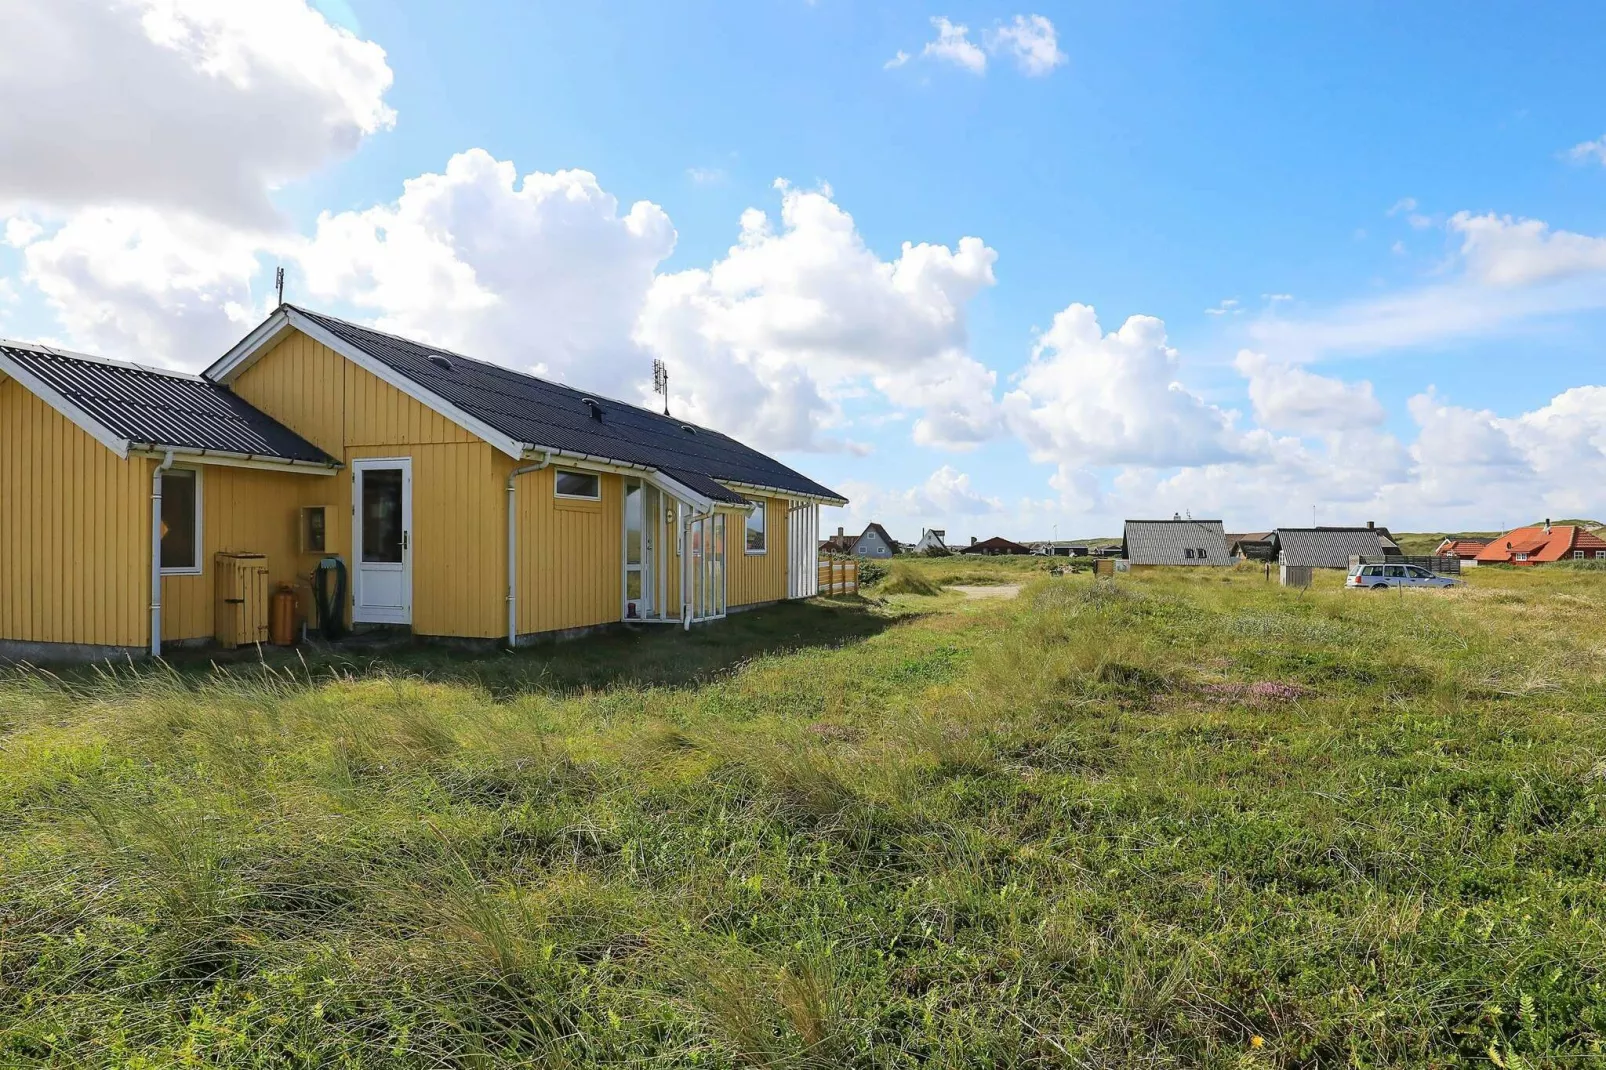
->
[856,558,889,586]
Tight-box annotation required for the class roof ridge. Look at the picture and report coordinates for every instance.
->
[288,305,734,441]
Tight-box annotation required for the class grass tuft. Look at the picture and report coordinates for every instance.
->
[6,565,1606,1065]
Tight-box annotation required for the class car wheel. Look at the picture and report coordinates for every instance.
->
[1372,583,1389,590]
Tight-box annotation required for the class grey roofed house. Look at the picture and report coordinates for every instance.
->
[1121,518,1229,565]
[1268,527,1388,568]
[851,523,896,558]
[915,527,949,553]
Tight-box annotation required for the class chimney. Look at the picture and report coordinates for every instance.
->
[1544,518,1552,534]
[837,526,844,538]
[970,536,977,545]
[1366,520,1374,529]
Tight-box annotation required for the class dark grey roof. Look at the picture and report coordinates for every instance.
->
[1,342,335,466]
[1121,519,1229,565]
[277,307,843,504]
[856,523,896,548]
[1269,527,1386,568]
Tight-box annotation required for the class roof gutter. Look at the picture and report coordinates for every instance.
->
[717,479,847,507]
[129,445,340,474]
[506,451,552,649]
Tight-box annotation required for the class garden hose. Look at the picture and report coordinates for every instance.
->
[313,556,348,641]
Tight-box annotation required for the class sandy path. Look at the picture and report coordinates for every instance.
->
[951,584,1022,599]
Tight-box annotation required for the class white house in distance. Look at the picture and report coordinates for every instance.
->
[915,528,949,554]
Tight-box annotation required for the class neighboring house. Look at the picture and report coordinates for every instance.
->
[850,523,897,558]
[915,528,949,554]
[819,527,857,555]
[1435,538,1491,566]
[1226,532,1274,561]
[1121,518,1229,566]
[0,305,844,660]
[1475,521,1606,566]
[1268,526,1391,569]
[960,535,1033,556]
[1029,541,1089,557]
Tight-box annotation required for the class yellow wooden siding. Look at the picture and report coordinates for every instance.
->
[349,443,503,638]
[225,327,797,639]
[231,330,505,638]
[159,465,323,642]
[505,462,624,635]
[0,379,149,648]
[230,330,346,457]
[729,496,788,607]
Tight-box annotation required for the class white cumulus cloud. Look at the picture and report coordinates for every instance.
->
[638,180,1000,452]
[0,0,394,227]
[1234,350,1385,432]
[921,16,987,74]
[1004,303,1240,470]
[985,14,1065,76]
[298,149,676,384]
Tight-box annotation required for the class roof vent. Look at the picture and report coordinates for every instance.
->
[681,423,697,435]
[427,354,454,371]
[581,397,603,420]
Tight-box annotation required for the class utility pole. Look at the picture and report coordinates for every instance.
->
[274,266,285,307]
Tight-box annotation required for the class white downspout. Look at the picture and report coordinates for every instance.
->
[150,450,175,658]
[506,453,551,649]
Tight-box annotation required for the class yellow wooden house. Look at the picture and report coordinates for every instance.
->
[0,306,843,661]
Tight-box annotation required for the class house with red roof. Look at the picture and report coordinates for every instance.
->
[1475,521,1606,566]
[1435,537,1492,565]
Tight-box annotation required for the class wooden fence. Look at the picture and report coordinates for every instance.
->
[817,557,859,595]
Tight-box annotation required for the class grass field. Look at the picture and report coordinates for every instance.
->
[4,561,1606,1066]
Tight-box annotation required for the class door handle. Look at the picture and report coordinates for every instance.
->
[402,531,409,551]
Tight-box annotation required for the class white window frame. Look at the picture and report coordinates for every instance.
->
[745,499,767,555]
[1515,552,1528,561]
[159,466,204,576]
[1575,550,1585,560]
[554,468,602,501]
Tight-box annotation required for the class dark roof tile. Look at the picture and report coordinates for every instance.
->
[2,342,334,465]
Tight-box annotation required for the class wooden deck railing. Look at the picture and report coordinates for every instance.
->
[817,557,859,595]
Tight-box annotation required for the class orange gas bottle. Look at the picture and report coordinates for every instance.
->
[269,585,298,646]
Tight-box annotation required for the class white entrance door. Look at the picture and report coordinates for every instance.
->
[352,458,412,624]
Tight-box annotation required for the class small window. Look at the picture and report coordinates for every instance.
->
[1595,551,1603,559]
[1575,550,1585,560]
[1184,548,1195,559]
[746,500,767,554]
[1515,552,1528,562]
[1361,565,1382,577]
[1197,547,1208,560]
[160,468,201,574]
[554,470,600,500]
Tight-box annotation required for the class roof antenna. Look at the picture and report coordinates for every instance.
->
[274,266,285,308]
[652,358,669,416]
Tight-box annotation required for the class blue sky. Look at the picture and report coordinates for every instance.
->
[5,1,1606,539]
